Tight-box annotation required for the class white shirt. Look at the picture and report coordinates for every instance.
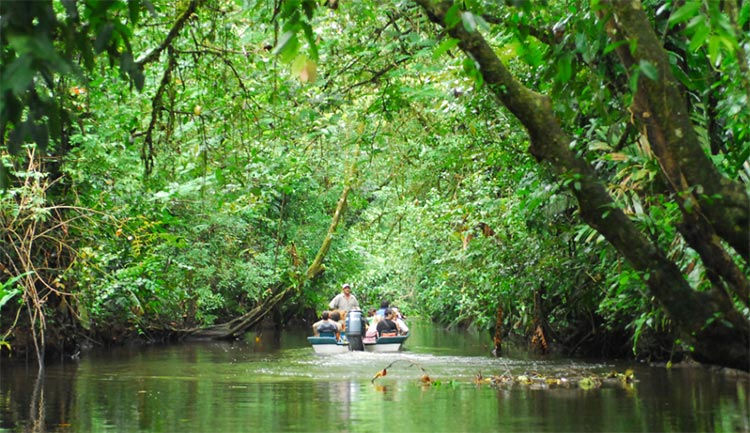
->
[329,293,360,311]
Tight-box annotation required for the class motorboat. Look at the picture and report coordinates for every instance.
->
[307,309,409,353]
[307,331,409,354]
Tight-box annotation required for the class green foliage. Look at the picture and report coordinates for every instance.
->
[0,0,150,187]
[0,273,28,313]
[2,0,747,367]
[0,273,26,351]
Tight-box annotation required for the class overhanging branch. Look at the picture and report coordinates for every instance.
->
[136,0,202,67]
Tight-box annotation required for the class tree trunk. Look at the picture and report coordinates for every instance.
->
[601,0,749,300]
[414,0,749,371]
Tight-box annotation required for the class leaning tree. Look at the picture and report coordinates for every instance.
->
[398,0,749,370]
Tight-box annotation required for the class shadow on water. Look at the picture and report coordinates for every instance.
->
[1,319,748,433]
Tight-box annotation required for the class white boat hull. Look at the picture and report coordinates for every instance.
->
[310,343,349,354]
[309,333,409,354]
[363,333,409,353]
[363,342,403,352]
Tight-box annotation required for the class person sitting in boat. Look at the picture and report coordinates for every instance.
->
[363,313,381,343]
[312,311,340,337]
[329,310,345,334]
[375,300,390,318]
[365,309,377,325]
[375,308,400,337]
[391,307,409,335]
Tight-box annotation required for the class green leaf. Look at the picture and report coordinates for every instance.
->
[291,54,307,75]
[603,40,627,55]
[461,12,477,32]
[0,271,31,310]
[688,21,710,52]
[462,57,483,86]
[0,288,21,311]
[445,3,462,29]
[132,66,145,91]
[668,2,701,28]
[301,22,319,61]
[302,0,316,20]
[639,60,658,81]
[707,35,720,65]
[119,51,135,78]
[272,30,300,63]
[739,1,750,26]
[629,68,640,93]
[2,55,35,94]
[77,302,91,330]
[556,52,573,83]
[128,0,141,23]
[94,23,115,53]
[433,38,460,60]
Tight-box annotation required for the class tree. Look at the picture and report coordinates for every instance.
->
[0,0,151,186]
[409,0,748,370]
[2,0,748,373]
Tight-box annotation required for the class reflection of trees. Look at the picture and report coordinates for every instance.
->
[0,361,79,432]
[29,369,45,433]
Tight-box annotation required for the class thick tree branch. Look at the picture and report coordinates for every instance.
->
[140,49,177,175]
[602,0,749,261]
[413,0,749,371]
[307,146,360,279]
[136,0,202,67]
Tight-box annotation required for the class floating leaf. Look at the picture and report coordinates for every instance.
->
[578,376,598,390]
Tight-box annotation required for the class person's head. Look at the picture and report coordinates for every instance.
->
[385,308,394,319]
[342,283,352,295]
[321,311,330,320]
[330,311,341,322]
[367,309,376,317]
[380,300,390,309]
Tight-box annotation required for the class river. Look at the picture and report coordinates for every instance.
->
[1,320,747,432]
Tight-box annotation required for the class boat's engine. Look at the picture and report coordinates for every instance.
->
[346,309,365,351]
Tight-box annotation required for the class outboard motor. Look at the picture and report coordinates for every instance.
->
[346,309,365,351]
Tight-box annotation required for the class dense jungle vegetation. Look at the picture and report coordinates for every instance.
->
[1,0,748,371]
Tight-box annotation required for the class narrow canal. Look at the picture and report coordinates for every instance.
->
[1,320,747,432]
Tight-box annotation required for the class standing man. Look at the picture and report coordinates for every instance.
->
[329,283,360,313]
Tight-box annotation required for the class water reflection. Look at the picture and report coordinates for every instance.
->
[1,321,748,433]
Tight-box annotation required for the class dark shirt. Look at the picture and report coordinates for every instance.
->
[376,319,398,336]
[317,321,338,335]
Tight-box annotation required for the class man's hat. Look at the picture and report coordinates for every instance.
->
[342,283,351,288]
